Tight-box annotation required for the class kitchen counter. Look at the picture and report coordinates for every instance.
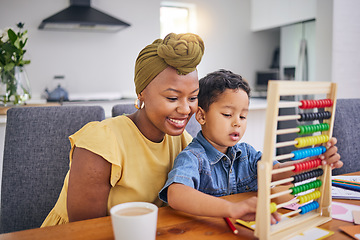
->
[249,97,268,109]
[0,102,61,116]
[62,98,135,118]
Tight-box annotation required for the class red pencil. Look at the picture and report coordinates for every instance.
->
[224,217,238,234]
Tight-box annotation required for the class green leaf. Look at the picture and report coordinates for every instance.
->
[1,43,17,54]
[19,60,30,65]
[20,38,28,48]
[14,38,21,49]
[0,54,5,64]
[4,63,15,71]
[7,29,17,44]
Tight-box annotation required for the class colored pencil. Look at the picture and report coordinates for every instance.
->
[332,182,360,193]
[224,217,238,234]
[332,179,360,187]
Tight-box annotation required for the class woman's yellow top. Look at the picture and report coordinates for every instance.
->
[41,115,192,227]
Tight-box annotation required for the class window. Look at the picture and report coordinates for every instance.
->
[160,1,197,39]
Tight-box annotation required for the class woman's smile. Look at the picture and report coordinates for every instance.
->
[167,117,187,128]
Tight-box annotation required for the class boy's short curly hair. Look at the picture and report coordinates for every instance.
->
[198,69,251,111]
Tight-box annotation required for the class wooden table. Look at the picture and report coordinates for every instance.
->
[0,173,359,240]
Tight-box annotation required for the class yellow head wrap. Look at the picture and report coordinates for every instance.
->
[134,33,205,95]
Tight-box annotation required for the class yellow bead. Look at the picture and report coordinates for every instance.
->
[270,202,277,213]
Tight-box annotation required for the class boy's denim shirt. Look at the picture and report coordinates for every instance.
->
[159,131,278,203]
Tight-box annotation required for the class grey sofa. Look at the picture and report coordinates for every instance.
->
[332,98,360,175]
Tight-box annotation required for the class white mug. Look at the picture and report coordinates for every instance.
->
[110,202,158,240]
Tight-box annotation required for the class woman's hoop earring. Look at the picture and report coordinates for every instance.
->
[134,98,145,109]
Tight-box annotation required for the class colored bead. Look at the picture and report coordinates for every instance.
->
[290,180,322,195]
[292,168,323,184]
[297,123,329,135]
[291,146,326,160]
[295,135,329,148]
[270,202,277,213]
[299,99,333,109]
[298,111,331,122]
[299,201,319,214]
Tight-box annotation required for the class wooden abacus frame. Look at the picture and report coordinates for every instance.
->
[254,81,337,240]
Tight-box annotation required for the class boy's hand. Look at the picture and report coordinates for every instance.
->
[320,137,343,169]
[230,196,281,224]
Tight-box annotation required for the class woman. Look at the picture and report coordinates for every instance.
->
[41,33,205,226]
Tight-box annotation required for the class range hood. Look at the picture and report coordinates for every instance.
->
[38,0,130,32]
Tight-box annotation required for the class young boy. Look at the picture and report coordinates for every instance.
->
[158,69,341,222]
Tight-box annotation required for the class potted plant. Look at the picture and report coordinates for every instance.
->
[0,22,31,106]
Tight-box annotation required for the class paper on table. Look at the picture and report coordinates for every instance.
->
[288,227,334,240]
[332,175,360,200]
[332,201,360,222]
[236,217,334,240]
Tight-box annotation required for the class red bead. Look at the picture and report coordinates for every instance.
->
[327,99,333,107]
[310,100,314,108]
[304,161,310,170]
[317,100,323,108]
[300,100,305,109]
[294,163,299,172]
[300,99,333,109]
[309,160,314,169]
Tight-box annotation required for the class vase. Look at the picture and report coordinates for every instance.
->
[0,66,31,106]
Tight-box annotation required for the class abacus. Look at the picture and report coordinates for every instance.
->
[254,81,337,240]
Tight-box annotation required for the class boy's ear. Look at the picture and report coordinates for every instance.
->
[195,107,206,125]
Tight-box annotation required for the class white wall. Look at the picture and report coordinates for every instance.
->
[0,0,160,99]
[194,0,280,88]
[316,0,360,99]
[0,0,279,99]
[331,0,360,98]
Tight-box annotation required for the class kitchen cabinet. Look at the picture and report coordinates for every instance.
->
[251,0,316,31]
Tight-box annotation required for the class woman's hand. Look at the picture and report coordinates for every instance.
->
[320,137,343,169]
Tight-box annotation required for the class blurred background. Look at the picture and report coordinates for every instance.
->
[0,0,359,101]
